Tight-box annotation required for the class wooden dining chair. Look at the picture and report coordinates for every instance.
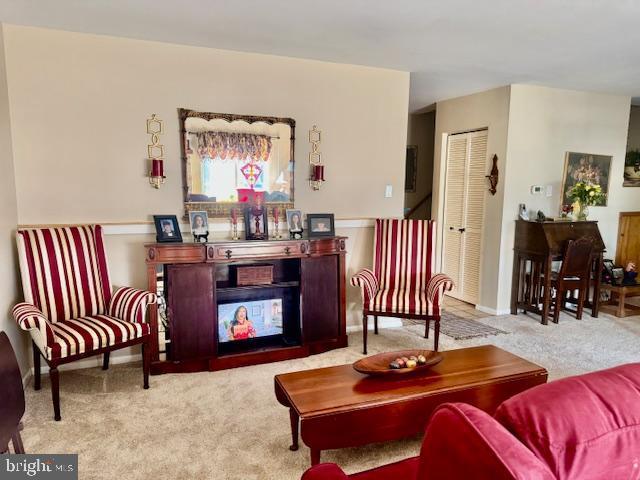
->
[549,237,594,323]
[0,332,26,454]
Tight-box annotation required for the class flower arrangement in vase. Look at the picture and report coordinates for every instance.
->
[568,182,605,220]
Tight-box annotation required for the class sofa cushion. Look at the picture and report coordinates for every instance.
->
[418,403,556,480]
[495,363,640,480]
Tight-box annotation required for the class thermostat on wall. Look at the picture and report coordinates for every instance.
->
[530,185,544,195]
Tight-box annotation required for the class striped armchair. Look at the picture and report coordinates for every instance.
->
[13,225,156,420]
[351,219,453,354]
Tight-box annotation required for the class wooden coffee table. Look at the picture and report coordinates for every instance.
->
[274,345,547,465]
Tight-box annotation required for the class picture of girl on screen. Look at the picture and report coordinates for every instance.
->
[227,306,257,341]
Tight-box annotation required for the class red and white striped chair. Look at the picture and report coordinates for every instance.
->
[13,225,156,421]
[351,219,453,354]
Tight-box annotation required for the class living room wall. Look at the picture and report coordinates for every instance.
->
[433,86,511,314]
[497,85,633,311]
[1,25,409,367]
[0,25,26,373]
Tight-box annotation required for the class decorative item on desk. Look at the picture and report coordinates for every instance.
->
[230,208,240,240]
[153,215,182,243]
[286,209,304,239]
[189,210,209,243]
[518,203,529,221]
[560,204,573,219]
[568,182,605,220]
[486,154,499,195]
[244,197,268,241]
[536,210,550,222]
[307,213,335,237]
[147,114,166,189]
[272,206,283,240]
[308,125,325,190]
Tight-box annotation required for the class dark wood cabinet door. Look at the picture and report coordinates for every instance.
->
[301,256,339,343]
[167,264,216,361]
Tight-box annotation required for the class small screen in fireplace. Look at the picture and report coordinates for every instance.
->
[218,299,283,343]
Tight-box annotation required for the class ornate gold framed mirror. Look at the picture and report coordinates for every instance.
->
[180,108,295,218]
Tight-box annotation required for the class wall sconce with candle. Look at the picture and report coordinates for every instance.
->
[147,114,166,189]
[308,125,325,190]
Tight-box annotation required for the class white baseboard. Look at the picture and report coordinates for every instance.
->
[346,316,403,332]
[30,353,141,376]
[475,305,511,316]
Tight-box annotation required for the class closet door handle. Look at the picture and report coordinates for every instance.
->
[449,226,454,231]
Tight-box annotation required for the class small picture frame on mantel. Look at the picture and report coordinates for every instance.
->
[244,205,269,241]
[153,215,183,243]
[307,213,335,238]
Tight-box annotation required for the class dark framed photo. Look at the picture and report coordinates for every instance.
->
[153,215,182,243]
[307,213,335,237]
[189,210,209,243]
[244,205,268,240]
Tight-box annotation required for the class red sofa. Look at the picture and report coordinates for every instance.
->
[301,363,640,480]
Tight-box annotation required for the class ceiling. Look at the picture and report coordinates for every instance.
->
[1,0,639,111]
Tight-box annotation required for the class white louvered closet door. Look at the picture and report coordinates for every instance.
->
[442,130,488,304]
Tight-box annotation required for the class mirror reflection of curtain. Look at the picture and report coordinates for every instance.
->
[196,132,273,201]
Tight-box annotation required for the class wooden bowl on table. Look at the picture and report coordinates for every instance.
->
[353,349,443,376]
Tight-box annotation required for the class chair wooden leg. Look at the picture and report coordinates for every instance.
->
[373,315,378,335]
[50,366,61,421]
[362,314,368,355]
[433,318,440,351]
[102,352,110,370]
[33,342,41,391]
[576,285,586,320]
[553,287,562,324]
[142,341,150,390]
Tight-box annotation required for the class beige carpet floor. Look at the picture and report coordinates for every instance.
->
[21,311,640,480]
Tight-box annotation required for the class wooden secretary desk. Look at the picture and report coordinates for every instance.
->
[144,237,348,374]
[511,220,605,324]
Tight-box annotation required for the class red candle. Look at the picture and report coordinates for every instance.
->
[273,207,279,223]
[314,164,325,181]
[151,158,164,177]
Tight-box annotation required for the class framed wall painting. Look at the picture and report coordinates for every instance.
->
[560,152,612,207]
[624,150,640,187]
[405,145,418,192]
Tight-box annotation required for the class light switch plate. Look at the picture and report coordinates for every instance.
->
[545,185,553,197]
[385,184,393,198]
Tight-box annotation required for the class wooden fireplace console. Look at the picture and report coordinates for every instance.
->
[144,237,348,375]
